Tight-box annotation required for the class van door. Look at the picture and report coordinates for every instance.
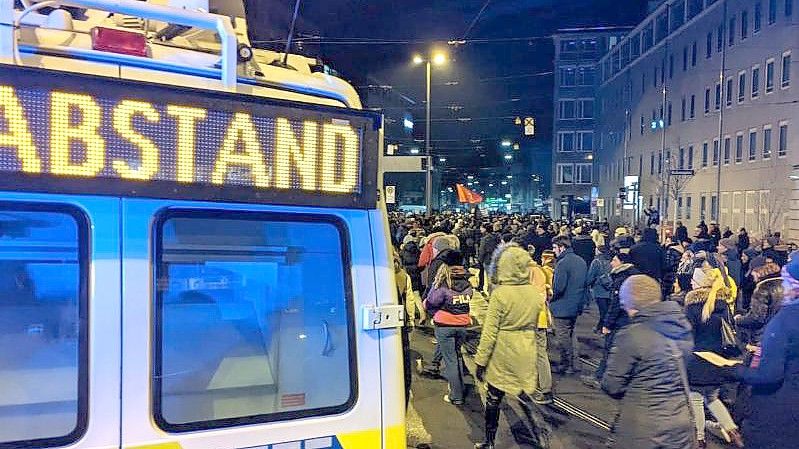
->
[121,199,385,449]
[0,194,120,449]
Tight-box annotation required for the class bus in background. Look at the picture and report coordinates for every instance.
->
[0,1,405,448]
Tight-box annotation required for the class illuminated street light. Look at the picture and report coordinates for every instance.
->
[410,148,420,154]
[501,140,512,147]
[488,183,494,187]
[412,54,424,65]
[513,143,520,150]
[506,175,513,179]
[501,181,508,185]
[438,157,447,162]
[504,154,513,160]
[467,175,474,180]
[505,194,512,199]
[432,53,447,65]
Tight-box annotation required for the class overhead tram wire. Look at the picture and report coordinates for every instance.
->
[251,33,554,46]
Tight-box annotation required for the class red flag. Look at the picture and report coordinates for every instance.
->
[455,184,483,204]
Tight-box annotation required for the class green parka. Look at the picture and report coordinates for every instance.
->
[474,244,544,395]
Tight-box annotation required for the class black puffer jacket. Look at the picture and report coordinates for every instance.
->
[602,301,694,449]
[735,266,784,344]
[684,287,735,386]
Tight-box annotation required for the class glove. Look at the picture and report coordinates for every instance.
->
[475,364,486,382]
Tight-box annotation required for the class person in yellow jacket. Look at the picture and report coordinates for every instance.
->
[529,259,554,405]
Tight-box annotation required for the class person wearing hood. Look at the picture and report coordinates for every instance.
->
[630,227,665,283]
[550,235,588,375]
[424,250,473,406]
[422,234,461,300]
[683,264,744,447]
[528,224,551,264]
[601,275,695,449]
[675,221,689,243]
[739,247,762,311]
[732,260,799,449]
[474,244,544,449]
[400,234,423,293]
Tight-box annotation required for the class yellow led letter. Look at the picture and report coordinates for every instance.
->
[112,100,160,180]
[211,112,270,187]
[321,123,360,193]
[0,86,41,173]
[166,105,207,183]
[50,91,105,177]
[274,118,318,190]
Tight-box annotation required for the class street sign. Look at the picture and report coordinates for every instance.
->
[385,185,396,204]
[524,117,535,136]
[670,169,695,176]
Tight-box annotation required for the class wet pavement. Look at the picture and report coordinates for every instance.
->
[407,305,726,448]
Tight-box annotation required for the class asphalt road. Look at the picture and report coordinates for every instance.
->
[407,304,726,449]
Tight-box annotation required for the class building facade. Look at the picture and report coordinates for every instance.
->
[595,0,797,239]
[551,27,631,219]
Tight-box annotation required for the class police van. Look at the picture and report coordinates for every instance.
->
[0,1,404,448]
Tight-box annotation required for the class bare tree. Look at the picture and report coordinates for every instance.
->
[758,187,789,237]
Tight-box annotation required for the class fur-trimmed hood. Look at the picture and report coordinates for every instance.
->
[684,286,731,306]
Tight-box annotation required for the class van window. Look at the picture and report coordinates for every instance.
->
[0,206,87,447]
[154,211,356,431]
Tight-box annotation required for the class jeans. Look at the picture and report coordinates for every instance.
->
[552,317,577,370]
[435,326,467,402]
[595,297,610,332]
[595,329,617,381]
[689,386,738,441]
[535,329,552,393]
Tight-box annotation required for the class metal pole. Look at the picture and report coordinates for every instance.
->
[623,109,631,224]
[660,85,668,242]
[425,60,433,217]
[715,0,728,223]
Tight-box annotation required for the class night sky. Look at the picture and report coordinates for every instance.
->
[246,0,649,188]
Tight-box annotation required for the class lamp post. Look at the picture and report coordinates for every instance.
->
[413,52,447,217]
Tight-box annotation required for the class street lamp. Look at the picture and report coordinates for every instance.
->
[504,154,513,160]
[413,51,448,217]
[501,140,512,147]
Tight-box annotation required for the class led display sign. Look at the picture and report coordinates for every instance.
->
[0,65,380,208]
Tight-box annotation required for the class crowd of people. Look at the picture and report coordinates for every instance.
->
[390,210,799,449]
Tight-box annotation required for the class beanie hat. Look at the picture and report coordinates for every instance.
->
[620,275,662,309]
[743,248,758,260]
[441,250,463,267]
[615,227,628,237]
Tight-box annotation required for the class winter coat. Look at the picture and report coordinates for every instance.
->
[424,267,473,327]
[735,272,784,344]
[675,225,688,242]
[586,252,612,300]
[723,247,743,289]
[550,248,588,318]
[631,230,665,281]
[478,232,501,265]
[572,235,596,267]
[474,245,543,396]
[400,241,422,292]
[602,301,695,449]
[737,302,799,449]
[737,233,750,253]
[603,264,640,330]
[684,287,736,386]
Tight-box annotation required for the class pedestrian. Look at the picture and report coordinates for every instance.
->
[683,264,744,448]
[630,227,665,282]
[722,226,733,239]
[586,245,613,333]
[601,275,695,449]
[572,225,596,267]
[424,250,473,406]
[529,258,554,405]
[708,222,722,247]
[474,244,543,449]
[690,225,715,253]
[530,224,551,264]
[477,222,502,292]
[732,260,799,449]
[582,242,639,388]
[675,220,689,242]
[717,238,743,291]
[734,261,783,345]
[550,235,588,375]
[736,227,750,254]
[422,234,461,300]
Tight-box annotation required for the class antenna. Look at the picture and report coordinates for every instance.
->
[281,0,302,67]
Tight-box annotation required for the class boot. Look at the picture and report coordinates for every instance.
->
[475,406,499,449]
